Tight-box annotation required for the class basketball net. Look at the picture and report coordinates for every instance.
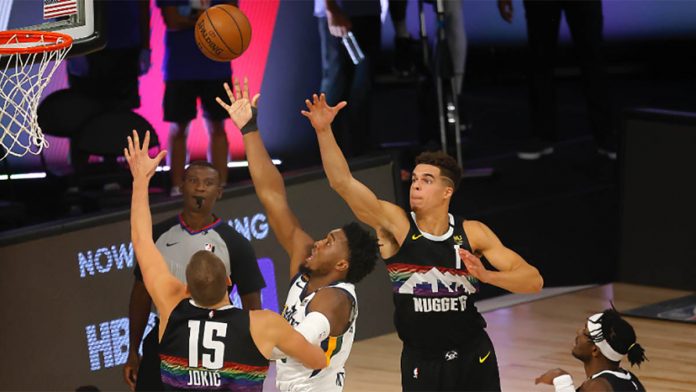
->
[0,31,72,160]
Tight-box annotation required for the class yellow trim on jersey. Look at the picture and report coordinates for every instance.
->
[324,336,338,366]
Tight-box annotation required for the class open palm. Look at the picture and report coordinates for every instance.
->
[124,130,167,181]
[301,93,347,133]
[216,77,259,130]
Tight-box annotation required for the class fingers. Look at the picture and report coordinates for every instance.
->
[233,77,242,101]
[215,96,230,111]
[127,134,134,155]
[132,130,140,151]
[242,77,249,100]
[143,130,150,151]
[251,93,260,108]
[223,82,234,104]
[312,93,319,105]
[334,101,348,111]
[300,110,310,118]
[154,150,168,166]
[305,99,313,110]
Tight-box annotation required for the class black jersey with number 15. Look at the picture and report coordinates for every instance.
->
[159,299,269,391]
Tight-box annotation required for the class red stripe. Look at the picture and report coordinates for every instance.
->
[388,263,470,276]
[44,9,77,18]
[160,354,268,372]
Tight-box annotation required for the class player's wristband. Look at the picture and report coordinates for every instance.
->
[553,374,575,392]
[241,107,258,134]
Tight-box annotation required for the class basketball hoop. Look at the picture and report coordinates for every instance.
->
[0,30,73,160]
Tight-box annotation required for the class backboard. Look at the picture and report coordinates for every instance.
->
[1,0,105,57]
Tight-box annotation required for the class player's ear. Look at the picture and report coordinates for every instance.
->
[335,259,349,273]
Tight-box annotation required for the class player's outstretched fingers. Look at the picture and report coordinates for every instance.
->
[132,129,140,150]
[143,130,151,150]
[251,93,260,107]
[223,82,235,103]
[242,77,250,99]
[127,134,134,155]
[233,77,242,100]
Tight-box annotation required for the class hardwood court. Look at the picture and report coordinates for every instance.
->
[345,283,696,391]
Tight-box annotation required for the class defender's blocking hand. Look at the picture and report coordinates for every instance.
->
[301,93,347,133]
[124,130,167,182]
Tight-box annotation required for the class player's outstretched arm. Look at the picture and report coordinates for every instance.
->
[250,310,328,370]
[302,93,409,244]
[125,130,187,323]
[216,78,313,277]
[460,220,543,293]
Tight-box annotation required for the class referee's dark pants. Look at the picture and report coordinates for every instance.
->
[135,319,163,391]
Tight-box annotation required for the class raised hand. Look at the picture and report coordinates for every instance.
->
[459,248,490,283]
[300,93,347,133]
[216,77,260,131]
[123,130,167,182]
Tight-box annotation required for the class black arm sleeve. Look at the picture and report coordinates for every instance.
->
[216,224,266,295]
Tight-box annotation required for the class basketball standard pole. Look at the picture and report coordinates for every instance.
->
[419,0,493,179]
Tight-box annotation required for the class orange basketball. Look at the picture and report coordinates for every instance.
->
[195,4,251,62]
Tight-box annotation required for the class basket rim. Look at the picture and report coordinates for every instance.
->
[0,30,73,55]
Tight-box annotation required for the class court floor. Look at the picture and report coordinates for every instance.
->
[344,283,696,391]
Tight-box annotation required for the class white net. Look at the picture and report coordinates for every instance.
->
[0,32,71,160]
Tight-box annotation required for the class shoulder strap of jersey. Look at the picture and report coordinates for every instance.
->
[453,215,474,252]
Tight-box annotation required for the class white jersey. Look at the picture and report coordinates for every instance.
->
[276,274,357,391]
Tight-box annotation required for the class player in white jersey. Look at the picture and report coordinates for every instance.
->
[216,78,379,391]
[277,279,357,390]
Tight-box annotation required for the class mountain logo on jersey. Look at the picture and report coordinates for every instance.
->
[388,263,478,297]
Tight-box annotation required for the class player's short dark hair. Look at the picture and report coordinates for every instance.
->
[593,308,647,367]
[184,160,221,182]
[342,222,379,284]
[186,251,228,307]
[414,151,462,190]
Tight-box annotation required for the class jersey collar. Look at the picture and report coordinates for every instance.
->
[178,213,222,235]
[410,212,455,241]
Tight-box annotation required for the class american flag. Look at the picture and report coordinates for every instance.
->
[43,0,78,20]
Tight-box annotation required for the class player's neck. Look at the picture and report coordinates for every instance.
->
[413,208,450,236]
[584,358,619,379]
[181,210,215,231]
[200,297,232,310]
[306,272,342,292]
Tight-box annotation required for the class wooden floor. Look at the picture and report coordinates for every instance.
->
[344,283,696,391]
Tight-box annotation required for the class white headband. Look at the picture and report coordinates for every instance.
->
[587,313,624,362]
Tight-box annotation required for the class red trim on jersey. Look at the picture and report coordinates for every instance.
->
[178,214,222,235]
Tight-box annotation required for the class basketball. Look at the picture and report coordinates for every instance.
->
[194,4,251,62]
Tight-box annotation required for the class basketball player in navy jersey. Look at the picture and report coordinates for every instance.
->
[215,78,379,391]
[536,308,647,392]
[302,93,544,391]
[124,130,327,390]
